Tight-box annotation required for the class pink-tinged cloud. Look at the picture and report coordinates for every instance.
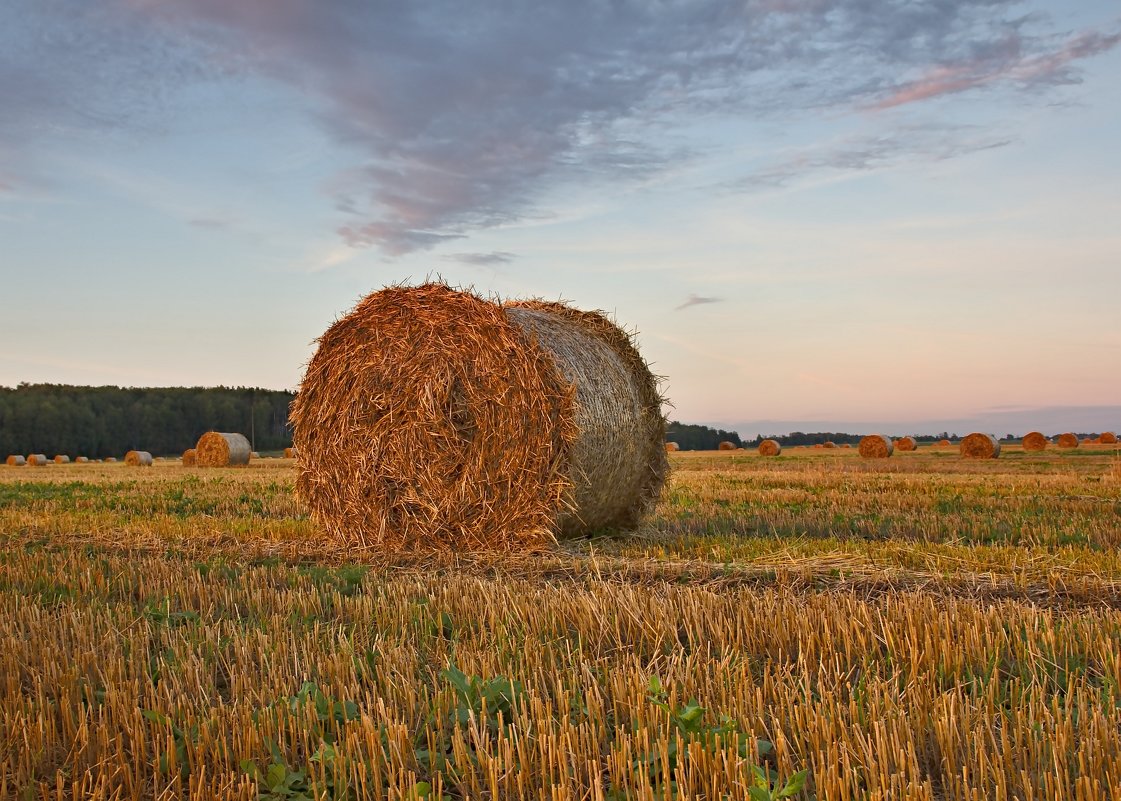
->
[873,28,1121,110]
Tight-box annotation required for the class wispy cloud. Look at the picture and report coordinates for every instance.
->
[443,251,517,267]
[676,294,723,311]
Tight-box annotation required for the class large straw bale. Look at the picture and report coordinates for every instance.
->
[895,436,917,452]
[290,283,667,550]
[52,455,70,464]
[1022,431,1048,452]
[758,439,781,456]
[960,432,1000,458]
[718,441,737,451]
[182,448,197,466]
[195,432,252,467]
[858,435,893,458]
[27,454,47,466]
[125,450,153,467]
[664,442,680,453]
[5,455,26,466]
[1056,433,1079,448]
[1100,431,1118,444]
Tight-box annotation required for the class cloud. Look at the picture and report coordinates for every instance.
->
[443,251,517,267]
[732,125,1014,191]
[676,294,724,311]
[3,1,1117,249]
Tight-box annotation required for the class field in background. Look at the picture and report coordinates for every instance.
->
[2,447,1120,800]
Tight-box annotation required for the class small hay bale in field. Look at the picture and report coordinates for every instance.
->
[27,454,47,466]
[125,450,153,467]
[758,439,781,456]
[937,439,951,446]
[182,448,197,466]
[812,443,824,449]
[718,441,737,451]
[1056,432,1079,448]
[960,432,1000,459]
[1022,431,1048,452]
[284,447,297,458]
[841,443,853,449]
[1083,437,1095,445]
[1100,431,1118,444]
[858,435,893,458]
[664,442,680,453]
[895,436,917,452]
[823,441,836,449]
[290,283,667,550]
[6,455,26,466]
[250,451,260,459]
[75,456,89,463]
[52,455,70,464]
[195,432,252,467]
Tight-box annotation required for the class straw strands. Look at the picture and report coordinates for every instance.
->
[858,435,893,459]
[960,433,1001,459]
[758,439,782,456]
[895,436,917,452]
[1022,431,1048,452]
[1057,433,1079,448]
[124,450,153,467]
[195,432,252,467]
[290,284,667,550]
[5,455,26,466]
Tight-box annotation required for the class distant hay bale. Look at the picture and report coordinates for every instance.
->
[858,435,893,459]
[125,450,153,467]
[841,443,853,449]
[53,455,70,464]
[27,454,48,466]
[75,456,89,463]
[250,451,260,460]
[718,441,737,451]
[1082,437,1095,445]
[823,441,836,449]
[195,432,252,467]
[104,457,117,463]
[664,442,680,453]
[812,443,824,449]
[6,455,26,466]
[289,283,667,550]
[284,447,297,458]
[1056,433,1079,448]
[937,439,951,446]
[758,439,782,456]
[895,436,917,452]
[1022,431,1048,452]
[182,448,197,466]
[960,433,1000,459]
[1100,432,1118,444]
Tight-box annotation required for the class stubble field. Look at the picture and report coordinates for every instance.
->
[2,445,1120,800]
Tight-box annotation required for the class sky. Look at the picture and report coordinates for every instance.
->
[2,0,1119,436]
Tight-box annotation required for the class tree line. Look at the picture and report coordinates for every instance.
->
[0,384,293,459]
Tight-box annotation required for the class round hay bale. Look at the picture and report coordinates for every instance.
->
[1100,431,1118,445]
[27,454,47,466]
[53,455,70,464]
[182,448,197,466]
[290,284,667,550]
[960,433,1000,459]
[284,447,297,458]
[758,439,781,456]
[858,435,893,459]
[195,432,252,467]
[664,442,680,453]
[125,450,153,467]
[1022,431,1048,452]
[822,441,836,449]
[1082,437,1095,445]
[103,457,117,463]
[1056,433,1079,448]
[717,441,737,451]
[895,436,917,452]
[841,443,853,449]
[6,455,27,466]
[250,451,260,460]
[75,456,89,463]
[812,443,823,449]
[937,439,951,446]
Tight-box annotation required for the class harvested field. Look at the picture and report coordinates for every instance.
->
[1,449,1120,800]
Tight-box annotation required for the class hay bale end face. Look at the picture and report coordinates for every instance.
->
[52,455,70,464]
[125,450,153,467]
[758,439,782,456]
[195,432,252,467]
[1056,433,1079,448]
[664,442,680,453]
[290,284,667,550]
[1022,431,1048,452]
[1100,432,1118,445]
[5,455,27,466]
[284,447,297,458]
[858,435,893,459]
[717,441,737,451]
[895,436,917,452]
[960,433,1000,459]
[182,448,197,466]
[27,454,48,466]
